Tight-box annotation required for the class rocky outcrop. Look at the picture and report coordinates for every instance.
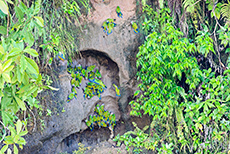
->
[21,0,145,153]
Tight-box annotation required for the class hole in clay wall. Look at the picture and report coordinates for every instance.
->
[56,127,111,153]
[72,50,119,87]
[55,50,121,153]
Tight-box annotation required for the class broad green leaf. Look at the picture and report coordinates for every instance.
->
[17,83,31,94]
[16,120,22,134]
[17,137,26,145]
[0,45,4,54]
[225,48,230,53]
[22,72,29,85]
[2,59,12,72]
[13,145,18,154]
[25,86,37,97]
[0,26,7,35]
[2,110,13,126]
[14,96,26,111]
[15,6,23,20]
[18,2,27,13]
[0,0,8,14]
[16,65,22,83]
[0,77,4,89]
[34,16,44,27]
[25,57,39,75]
[8,100,19,114]
[24,32,34,47]
[20,55,27,73]
[13,134,19,142]
[2,73,11,82]
[9,48,21,57]
[3,65,14,73]
[24,48,38,57]
[0,145,8,153]
[18,130,28,137]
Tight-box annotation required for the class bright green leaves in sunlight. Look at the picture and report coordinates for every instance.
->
[0,0,8,14]
[195,26,215,57]
[0,0,48,153]
[0,59,13,84]
[115,6,230,154]
[34,16,44,27]
[2,120,28,154]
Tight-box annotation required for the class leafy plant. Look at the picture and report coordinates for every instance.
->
[115,7,230,153]
[1,120,27,154]
[72,143,90,154]
[114,122,153,153]
[0,1,58,153]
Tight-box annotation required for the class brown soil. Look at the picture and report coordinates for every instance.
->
[89,0,136,24]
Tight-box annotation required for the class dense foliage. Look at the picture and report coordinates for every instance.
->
[0,0,89,153]
[0,0,230,153]
[114,2,230,154]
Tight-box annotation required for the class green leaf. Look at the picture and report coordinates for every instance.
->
[20,55,27,73]
[0,45,4,54]
[13,134,19,142]
[0,77,4,89]
[17,137,26,145]
[0,145,8,153]
[18,2,27,13]
[18,130,28,137]
[24,32,34,47]
[25,57,39,75]
[2,73,11,82]
[225,48,230,53]
[15,6,23,20]
[16,120,22,134]
[2,59,12,72]
[0,26,7,35]
[226,95,230,101]
[34,16,44,27]
[3,65,14,73]
[14,96,26,111]
[16,65,22,83]
[9,48,21,57]
[24,48,38,57]
[22,72,29,85]
[0,0,8,14]
[133,90,140,97]
[17,83,31,94]
[2,110,14,126]
[13,144,18,154]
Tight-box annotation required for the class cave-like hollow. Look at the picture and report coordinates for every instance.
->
[56,49,122,153]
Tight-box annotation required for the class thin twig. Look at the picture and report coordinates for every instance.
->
[0,121,7,143]
[26,105,37,132]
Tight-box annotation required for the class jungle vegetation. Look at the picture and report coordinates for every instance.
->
[0,0,230,153]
